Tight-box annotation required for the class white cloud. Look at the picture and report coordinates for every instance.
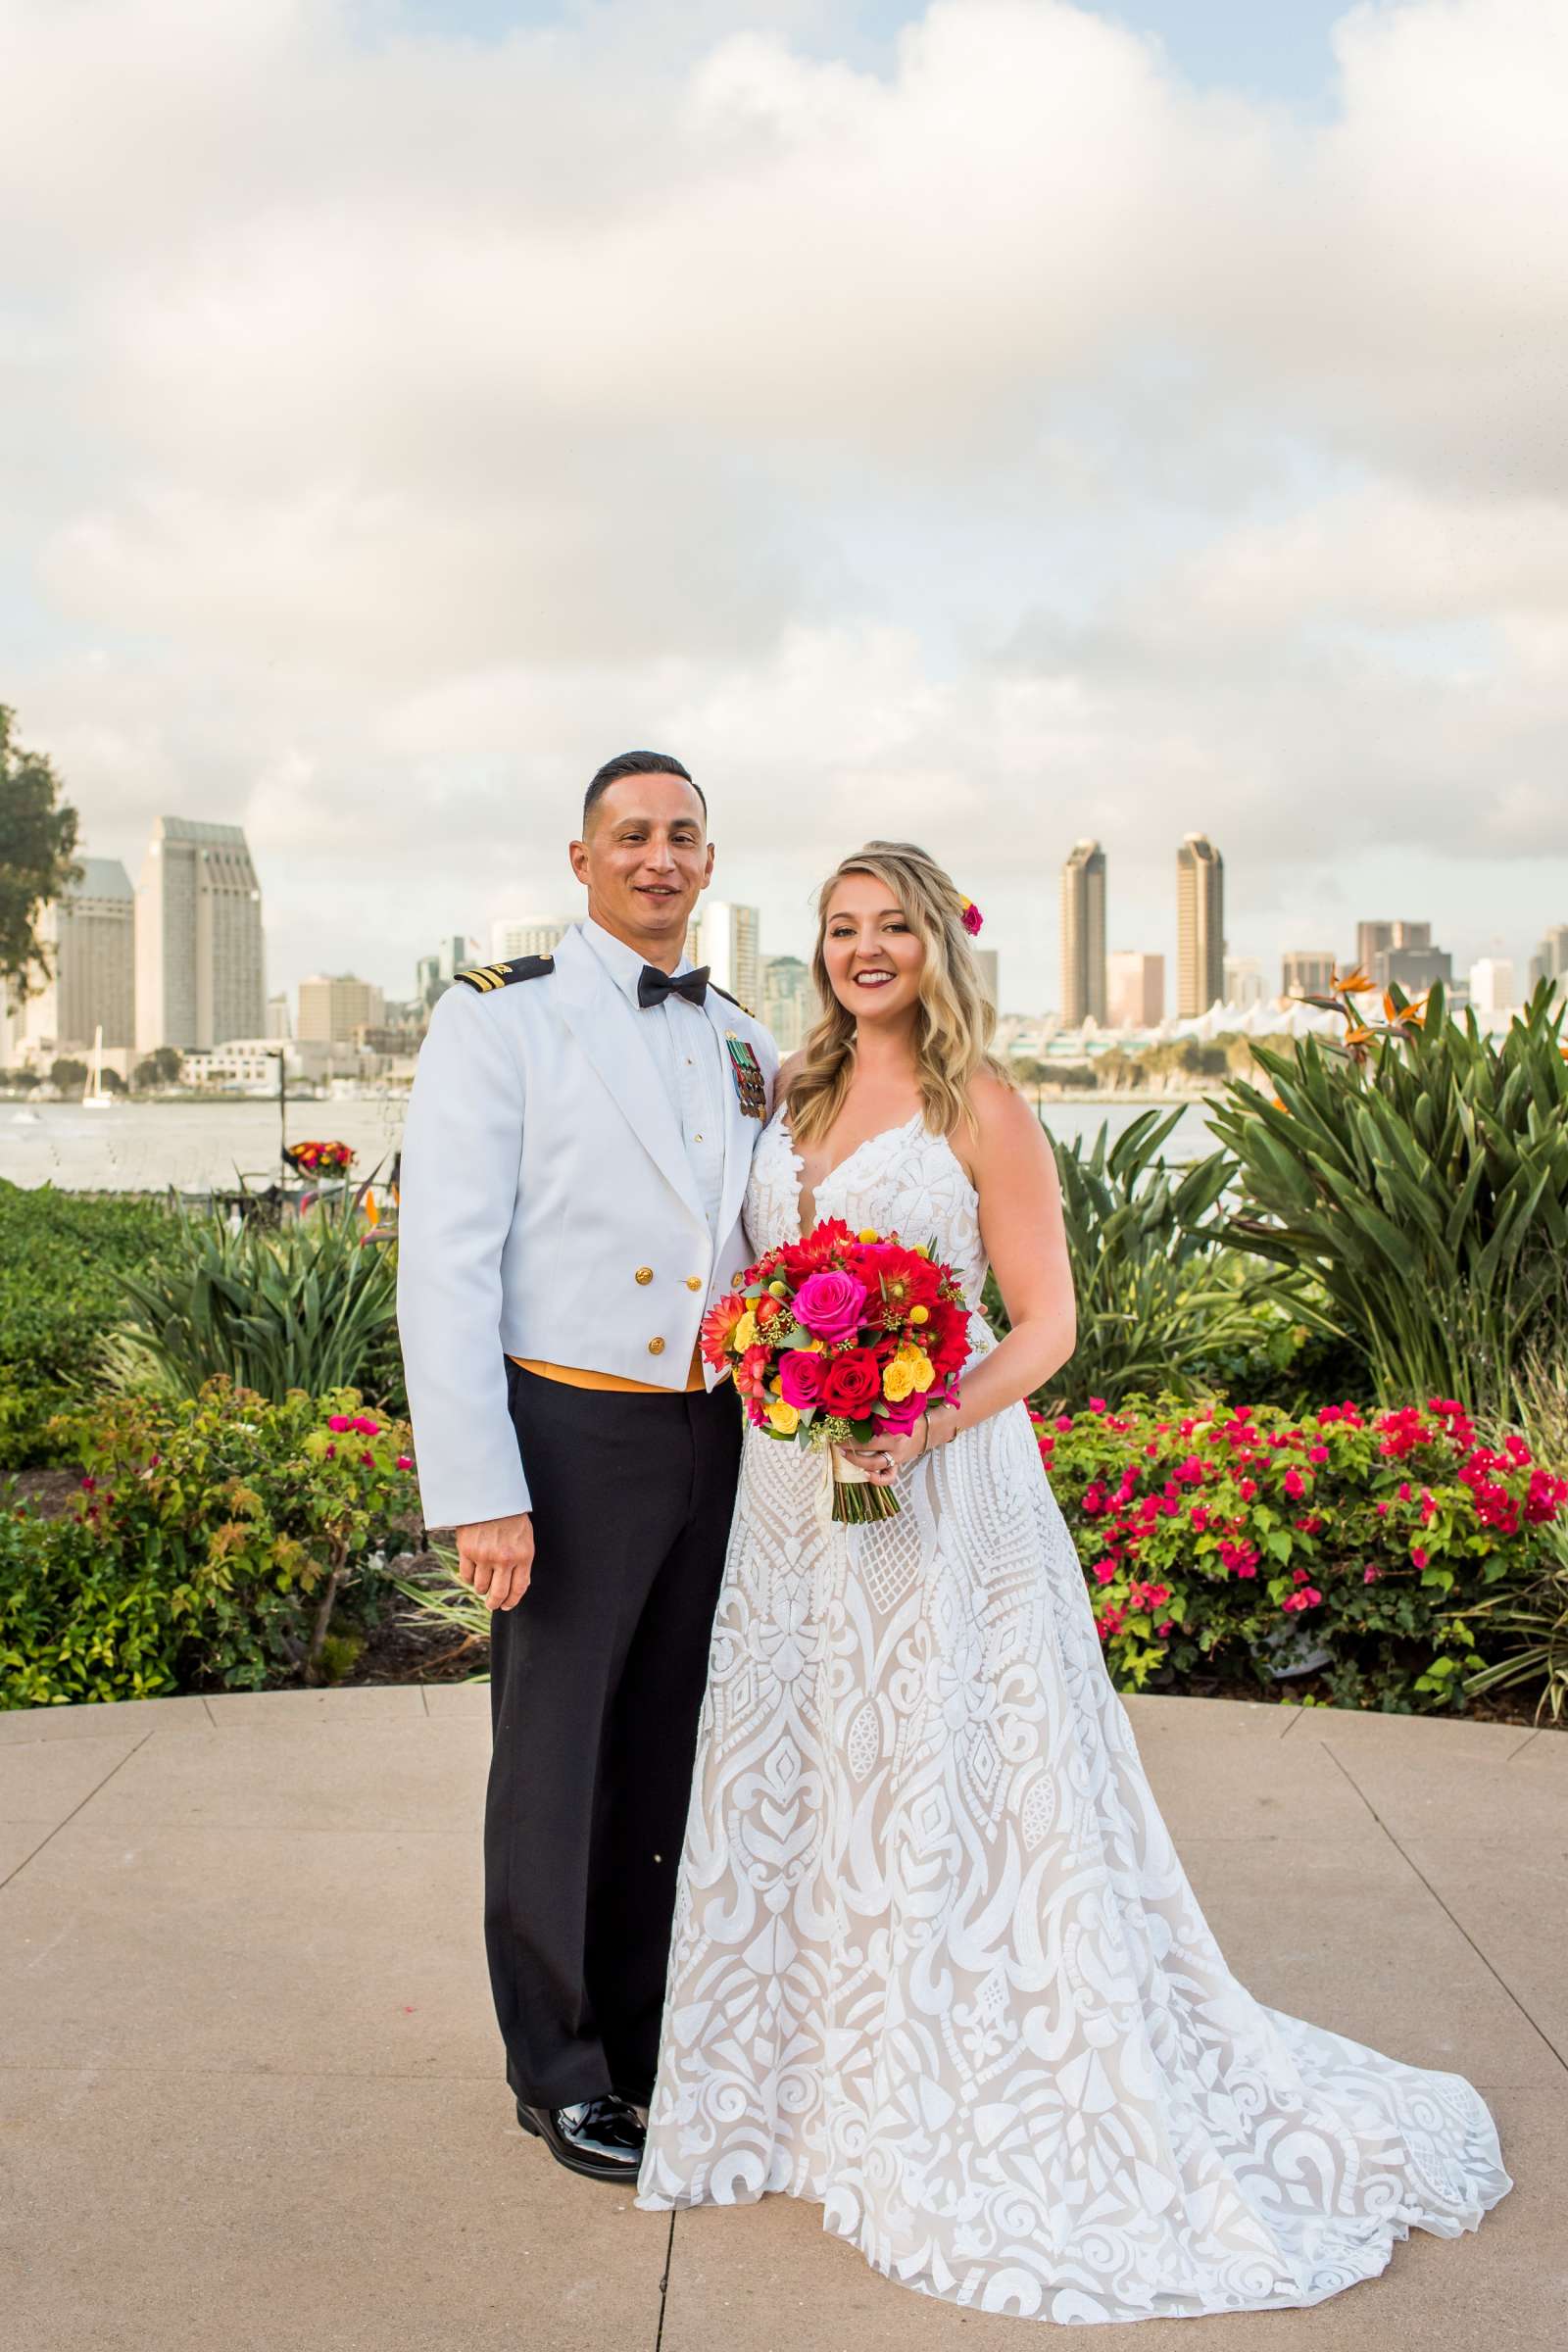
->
[3,0,1567,1004]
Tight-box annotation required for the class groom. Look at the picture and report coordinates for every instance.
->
[396,753,777,2182]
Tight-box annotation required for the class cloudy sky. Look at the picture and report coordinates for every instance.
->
[4,0,1566,1010]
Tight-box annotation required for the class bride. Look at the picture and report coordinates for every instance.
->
[636,840,1510,2324]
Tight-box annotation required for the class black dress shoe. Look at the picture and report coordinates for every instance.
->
[515,2094,646,2182]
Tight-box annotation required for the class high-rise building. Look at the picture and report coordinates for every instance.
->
[490,917,572,961]
[1106,951,1164,1029]
[297,974,386,1045]
[1059,841,1107,1027]
[973,948,1000,1011]
[1282,951,1337,1000]
[1223,955,1265,1011]
[135,818,264,1052]
[1175,834,1225,1019]
[1370,933,1451,996]
[1356,919,1429,977]
[760,955,817,1052]
[267,993,292,1041]
[15,858,135,1054]
[1528,924,1568,996]
[698,901,761,1011]
[415,937,478,1011]
[1468,958,1516,1018]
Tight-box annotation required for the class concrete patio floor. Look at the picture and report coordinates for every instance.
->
[1,1686,1563,2352]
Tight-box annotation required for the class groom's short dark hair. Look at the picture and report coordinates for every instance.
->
[583,751,706,827]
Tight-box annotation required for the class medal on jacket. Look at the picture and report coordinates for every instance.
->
[725,1034,766,1120]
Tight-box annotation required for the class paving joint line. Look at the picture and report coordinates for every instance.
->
[0,1728,158,1893]
[1322,1740,1568,2076]
[654,2209,676,2352]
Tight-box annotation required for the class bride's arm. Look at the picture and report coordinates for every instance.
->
[846,1075,1075,1477]
[933,1073,1076,1438]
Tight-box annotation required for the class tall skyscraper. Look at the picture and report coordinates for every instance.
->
[17,858,135,1053]
[698,901,761,1011]
[298,974,386,1045]
[1059,840,1107,1027]
[1467,958,1515,1017]
[760,955,817,1052]
[1106,951,1164,1029]
[1282,950,1336,1000]
[973,948,1000,1011]
[415,937,478,1012]
[1356,919,1429,977]
[135,818,264,1052]
[491,917,571,961]
[1528,924,1568,995]
[1175,834,1224,1019]
[1223,955,1265,1010]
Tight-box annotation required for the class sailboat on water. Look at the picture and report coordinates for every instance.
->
[82,1024,120,1111]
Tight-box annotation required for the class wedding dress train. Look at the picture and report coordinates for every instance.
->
[637,1110,1509,2325]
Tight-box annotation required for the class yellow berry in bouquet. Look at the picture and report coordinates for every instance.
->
[858,1228,878,1244]
[909,1304,929,1325]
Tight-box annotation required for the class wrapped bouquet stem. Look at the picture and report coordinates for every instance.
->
[701,1217,971,1525]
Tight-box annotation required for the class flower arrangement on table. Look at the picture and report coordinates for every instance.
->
[282,1139,356,1177]
[702,1217,971,1523]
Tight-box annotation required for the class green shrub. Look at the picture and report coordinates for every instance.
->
[0,1184,177,1468]
[1032,1110,1282,1408]
[105,1196,405,1410]
[1210,984,1568,1419]
[0,1380,419,1709]
[1036,1391,1568,1712]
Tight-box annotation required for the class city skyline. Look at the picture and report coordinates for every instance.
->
[3,1,1565,1024]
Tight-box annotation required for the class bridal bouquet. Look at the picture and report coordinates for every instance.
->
[701,1218,971,1523]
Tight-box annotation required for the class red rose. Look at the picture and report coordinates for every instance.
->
[819,1349,882,1416]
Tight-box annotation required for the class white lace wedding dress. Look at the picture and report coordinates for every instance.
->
[636,1110,1510,2324]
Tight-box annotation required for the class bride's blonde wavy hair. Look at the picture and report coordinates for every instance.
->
[786,841,1013,1147]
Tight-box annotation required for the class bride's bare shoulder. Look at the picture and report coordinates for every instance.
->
[960,1070,1055,1180]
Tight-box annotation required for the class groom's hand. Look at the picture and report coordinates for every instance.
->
[455,1511,535,1611]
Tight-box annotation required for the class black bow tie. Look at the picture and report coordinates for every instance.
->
[637,963,710,1010]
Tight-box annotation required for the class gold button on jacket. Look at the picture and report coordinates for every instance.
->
[685,1275,703,1292]
[634,1266,654,1286]
[647,1336,666,1356]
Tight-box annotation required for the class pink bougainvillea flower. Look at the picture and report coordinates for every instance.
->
[1308,1445,1329,1464]
[1283,1467,1306,1498]
[396,1453,413,1471]
[327,1414,354,1434]
[1089,1396,1107,1413]
[1054,1414,1073,1432]
[1364,1565,1380,1582]
[1411,1546,1429,1568]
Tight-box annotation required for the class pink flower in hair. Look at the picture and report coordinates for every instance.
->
[959,898,984,937]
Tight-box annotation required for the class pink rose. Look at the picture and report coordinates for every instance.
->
[876,1391,927,1436]
[777,1351,825,1410]
[793,1269,867,1344]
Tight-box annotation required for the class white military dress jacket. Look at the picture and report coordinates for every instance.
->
[396,919,779,1530]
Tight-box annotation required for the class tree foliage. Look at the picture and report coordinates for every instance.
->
[0,705,80,1009]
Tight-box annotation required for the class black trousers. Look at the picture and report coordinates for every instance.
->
[485,1359,741,2109]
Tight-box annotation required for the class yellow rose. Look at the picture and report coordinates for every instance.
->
[909,1350,936,1393]
[733,1310,760,1350]
[767,1399,801,1436]
[882,1358,917,1402]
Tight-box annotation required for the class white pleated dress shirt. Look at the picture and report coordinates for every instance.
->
[579,916,729,1249]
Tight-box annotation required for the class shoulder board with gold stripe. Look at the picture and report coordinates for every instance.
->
[455,955,555,995]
